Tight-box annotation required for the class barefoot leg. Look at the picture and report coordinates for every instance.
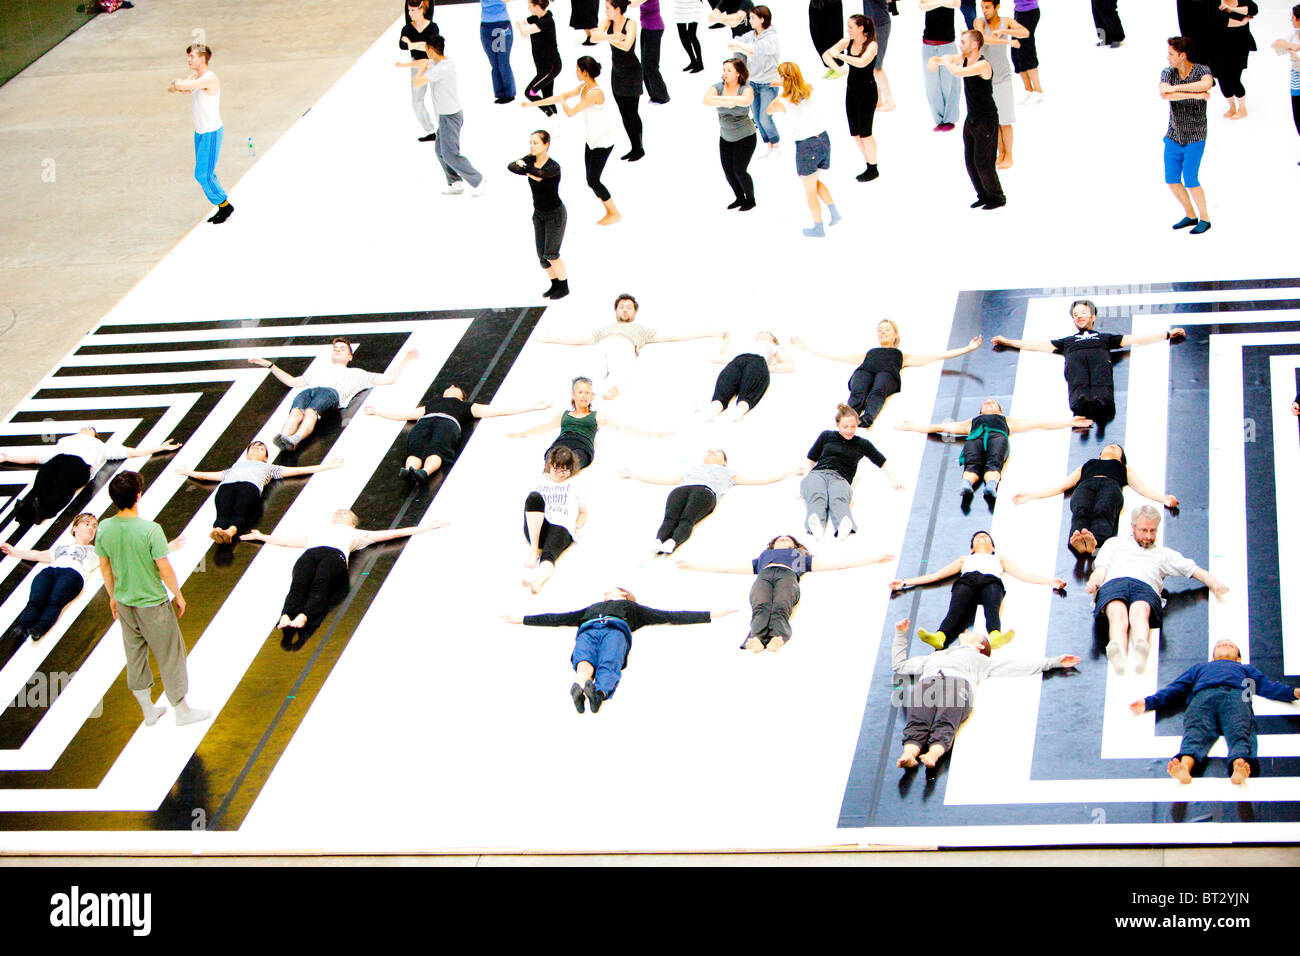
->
[1167,755,1194,784]
[919,743,946,768]
[897,743,921,769]
[1230,758,1251,785]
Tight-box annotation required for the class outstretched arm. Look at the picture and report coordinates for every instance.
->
[124,439,183,459]
[789,337,867,364]
[888,556,964,591]
[0,543,53,564]
[1190,567,1229,599]
[175,467,225,482]
[600,413,672,438]
[1012,466,1082,504]
[238,530,310,548]
[901,335,982,367]
[248,358,307,388]
[280,457,345,478]
[1005,415,1093,432]
[1126,467,1178,509]
[676,558,752,574]
[1120,328,1186,348]
[813,552,894,572]
[358,520,449,546]
[768,348,796,373]
[507,412,563,438]
[364,405,425,422]
[990,335,1056,353]
[1000,556,1066,591]
[733,467,802,485]
[649,329,723,344]
[472,400,552,419]
[618,468,684,485]
[895,418,973,436]
[372,348,420,386]
[0,450,46,465]
[538,333,599,345]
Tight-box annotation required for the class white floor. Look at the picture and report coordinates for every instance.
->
[0,0,1298,852]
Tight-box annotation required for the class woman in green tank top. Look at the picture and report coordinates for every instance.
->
[508,376,671,466]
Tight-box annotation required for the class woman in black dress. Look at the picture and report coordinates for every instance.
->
[1211,0,1258,119]
[809,0,844,76]
[1012,444,1179,558]
[592,0,646,160]
[791,320,982,427]
[507,130,569,299]
[822,13,880,181]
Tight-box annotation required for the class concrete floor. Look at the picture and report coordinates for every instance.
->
[0,2,1295,867]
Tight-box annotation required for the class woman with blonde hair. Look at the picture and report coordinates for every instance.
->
[766,61,840,236]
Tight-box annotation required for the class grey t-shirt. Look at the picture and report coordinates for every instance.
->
[222,460,285,490]
[712,83,758,142]
[679,463,735,497]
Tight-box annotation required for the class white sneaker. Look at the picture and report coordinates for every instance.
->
[836,516,854,539]
[768,144,782,159]
[442,183,465,195]
[471,179,485,197]
[1019,90,1036,105]
[657,538,676,554]
[1106,640,1127,675]
[755,143,772,160]
[807,514,824,540]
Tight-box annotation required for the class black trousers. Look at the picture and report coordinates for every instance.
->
[1064,351,1116,422]
[524,491,574,564]
[214,481,263,533]
[903,675,973,753]
[30,454,92,521]
[747,566,800,646]
[1069,477,1125,555]
[614,93,643,152]
[640,28,669,102]
[524,61,563,113]
[718,134,757,204]
[657,485,717,547]
[1293,94,1300,140]
[283,546,349,628]
[584,144,613,201]
[1212,50,1248,99]
[959,432,1009,476]
[676,21,702,69]
[1091,0,1124,44]
[712,352,770,409]
[1177,0,1213,65]
[847,367,900,424]
[963,115,1004,205]
[937,572,1006,637]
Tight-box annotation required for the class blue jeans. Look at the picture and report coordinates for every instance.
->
[570,619,631,697]
[960,0,977,28]
[479,20,516,99]
[923,41,961,125]
[16,567,84,636]
[750,82,780,144]
[193,127,227,204]
[1178,685,1257,773]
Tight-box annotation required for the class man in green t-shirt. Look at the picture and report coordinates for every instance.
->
[95,472,210,727]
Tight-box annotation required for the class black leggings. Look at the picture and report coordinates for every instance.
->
[283,546,349,628]
[525,61,563,113]
[712,352,770,409]
[676,21,702,68]
[1064,350,1116,423]
[963,115,1004,205]
[847,368,900,425]
[1090,0,1124,44]
[585,144,614,201]
[614,93,643,153]
[407,416,461,463]
[936,572,1005,638]
[746,565,800,647]
[214,481,263,533]
[657,485,717,547]
[1069,477,1124,555]
[1212,51,1248,100]
[719,134,757,204]
[30,454,92,521]
[959,432,1010,476]
[524,491,574,564]
[1294,94,1300,140]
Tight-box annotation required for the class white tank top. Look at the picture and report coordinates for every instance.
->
[582,92,616,149]
[191,73,222,134]
[961,552,1003,578]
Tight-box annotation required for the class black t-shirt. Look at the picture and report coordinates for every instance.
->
[963,58,996,119]
[522,600,712,658]
[400,20,440,59]
[1080,457,1127,487]
[923,7,956,43]
[509,156,563,210]
[419,396,474,433]
[969,413,1008,436]
[527,12,562,67]
[1050,329,1125,359]
[807,431,887,484]
[718,0,754,39]
[752,548,812,577]
[859,347,903,377]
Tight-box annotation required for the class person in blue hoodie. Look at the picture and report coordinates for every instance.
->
[1130,639,1300,785]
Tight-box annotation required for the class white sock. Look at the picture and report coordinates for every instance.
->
[132,689,165,726]
[658,539,676,554]
[174,698,212,726]
[807,514,824,540]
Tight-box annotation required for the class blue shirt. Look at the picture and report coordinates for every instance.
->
[1144,659,1296,711]
[481,0,509,21]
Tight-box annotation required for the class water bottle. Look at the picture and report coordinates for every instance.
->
[248,136,255,156]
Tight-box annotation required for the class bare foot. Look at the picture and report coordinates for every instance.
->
[1079,529,1097,553]
[996,158,1013,169]
[897,746,920,769]
[523,547,539,569]
[597,212,622,225]
[277,614,292,630]
[1069,530,1085,552]
[1223,107,1237,118]
[767,636,785,653]
[290,614,307,628]
[1230,108,1246,120]
[744,637,764,653]
[1167,756,1193,784]
[528,578,543,595]
[1230,758,1251,784]
[603,386,620,401]
[876,100,896,112]
[919,744,945,768]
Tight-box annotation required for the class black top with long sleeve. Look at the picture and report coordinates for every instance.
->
[807,431,887,483]
[507,156,563,211]
[400,18,440,58]
[523,600,712,658]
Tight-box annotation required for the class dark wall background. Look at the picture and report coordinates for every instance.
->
[0,1,96,88]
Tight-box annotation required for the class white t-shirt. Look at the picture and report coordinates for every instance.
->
[426,58,462,115]
[191,73,222,134]
[961,552,1003,579]
[49,542,99,579]
[1094,536,1198,594]
[42,434,128,471]
[534,475,584,535]
[305,525,371,564]
[777,92,826,142]
[303,364,378,408]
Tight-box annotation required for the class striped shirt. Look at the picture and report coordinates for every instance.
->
[1290,30,1300,94]
[1161,63,1212,145]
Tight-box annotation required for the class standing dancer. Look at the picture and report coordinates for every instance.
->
[398,0,440,141]
[167,44,233,223]
[1159,36,1214,233]
[365,385,550,483]
[767,62,840,237]
[974,0,1027,169]
[594,0,647,160]
[676,0,708,72]
[703,58,758,210]
[508,130,570,299]
[250,338,419,451]
[702,330,795,420]
[1,427,181,526]
[889,531,1065,650]
[242,511,447,631]
[1212,0,1258,120]
[572,0,601,45]
[823,14,881,181]
[523,57,623,224]
[809,0,845,78]
[931,29,1004,209]
[422,35,486,196]
[517,0,564,116]
[800,404,904,540]
[792,320,982,427]
[1273,6,1300,160]
[175,442,344,544]
[632,0,672,103]
[1011,0,1042,103]
[920,0,962,131]
[479,0,517,103]
[863,0,896,109]
[730,6,782,156]
[1091,0,1124,48]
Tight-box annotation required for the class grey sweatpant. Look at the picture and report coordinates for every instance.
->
[410,67,436,133]
[800,470,855,532]
[902,675,972,754]
[117,601,189,705]
[436,110,483,187]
